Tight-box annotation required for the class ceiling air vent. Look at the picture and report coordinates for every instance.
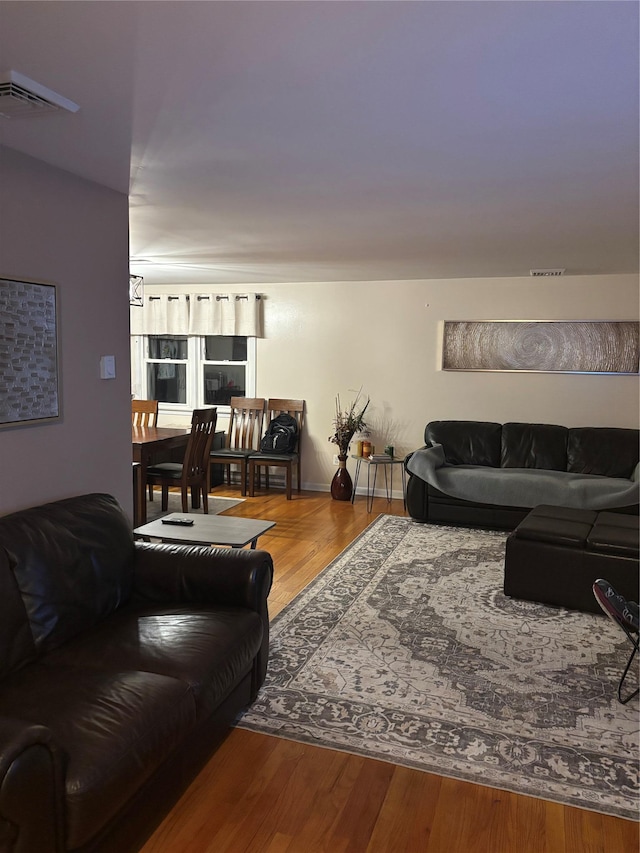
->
[529,269,566,277]
[0,70,80,119]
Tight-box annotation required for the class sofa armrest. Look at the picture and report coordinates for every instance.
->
[405,448,431,522]
[132,542,274,697]
[403,447,423,469]
[132,541,273,613]
[0,718,63,853]
[406,443,446,481]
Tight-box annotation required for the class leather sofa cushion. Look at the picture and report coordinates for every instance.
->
[567,428,639,479]
[42,605,263,720]
[0,549,36,679]
[425,421,502,467]
[0,664,195,850]
[0,494,135,655]
[501,422,568,470]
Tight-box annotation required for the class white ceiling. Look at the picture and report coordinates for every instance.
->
[0,1,638,286]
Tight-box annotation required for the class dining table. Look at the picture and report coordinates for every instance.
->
[132,425,191,525]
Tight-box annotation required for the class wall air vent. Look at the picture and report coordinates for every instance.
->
[529,269,566,277]
[0,70,80,119]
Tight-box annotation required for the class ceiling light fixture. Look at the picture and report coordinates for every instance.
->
[0,69,80,119]
[129,275,144,307]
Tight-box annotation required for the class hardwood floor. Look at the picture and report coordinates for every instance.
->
[139,487,639,853]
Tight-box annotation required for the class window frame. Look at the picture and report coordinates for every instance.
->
[131,334,256,415]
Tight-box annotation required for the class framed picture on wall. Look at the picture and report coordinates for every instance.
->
[0,278,61,428]
[442,320,640,374]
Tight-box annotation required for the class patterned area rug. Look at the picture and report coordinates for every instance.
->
[236,515,639,820]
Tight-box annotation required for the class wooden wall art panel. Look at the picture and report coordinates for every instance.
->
[442,321,639,374]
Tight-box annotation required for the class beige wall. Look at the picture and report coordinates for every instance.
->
[0,147,132,517]
[148,274,639,493]
[3,149,635,517]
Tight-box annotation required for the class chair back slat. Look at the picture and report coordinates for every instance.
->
[132,399,159,427]
[227,397,266,450]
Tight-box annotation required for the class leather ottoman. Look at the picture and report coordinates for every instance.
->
[504,505,639,613]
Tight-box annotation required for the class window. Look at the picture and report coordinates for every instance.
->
[147,336,188,404]
[131,334,255,412]
[203,336,248,405]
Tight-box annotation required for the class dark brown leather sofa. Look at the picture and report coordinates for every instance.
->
[406,421,639,529]
[0,493,273,853]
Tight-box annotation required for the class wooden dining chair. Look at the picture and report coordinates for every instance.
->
[248,399,305,500]
[145,407,218,513]
[209,397,266,496]
[131,399,159,427]
[132,400,160,499]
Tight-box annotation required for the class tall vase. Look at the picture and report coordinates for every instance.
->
[331,454,353,501]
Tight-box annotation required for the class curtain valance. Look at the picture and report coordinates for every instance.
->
[130,293,263,337]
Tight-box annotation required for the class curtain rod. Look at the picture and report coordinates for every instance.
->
[147,294,262,302]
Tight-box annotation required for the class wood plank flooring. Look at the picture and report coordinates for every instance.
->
[139,488,639,853]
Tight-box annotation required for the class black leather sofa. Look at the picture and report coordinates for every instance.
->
[406,421,639,529]
[0,493,273,853]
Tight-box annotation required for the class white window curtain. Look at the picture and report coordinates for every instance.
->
[129,294,190,335]
[189,293,263,336]
[130,293,263,336]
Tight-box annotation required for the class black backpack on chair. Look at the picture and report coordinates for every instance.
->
[259,413,298,454]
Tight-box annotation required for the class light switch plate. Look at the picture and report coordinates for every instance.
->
[100,355,116,379]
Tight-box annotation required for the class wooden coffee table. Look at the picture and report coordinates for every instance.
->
[133,513,275,549]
